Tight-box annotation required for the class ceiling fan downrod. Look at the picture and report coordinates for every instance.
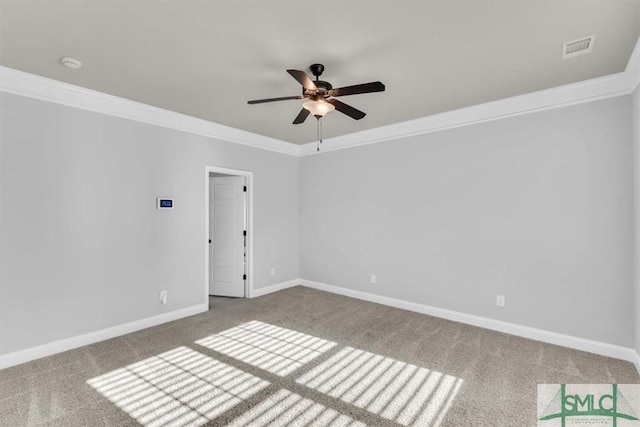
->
[309,63,324,80]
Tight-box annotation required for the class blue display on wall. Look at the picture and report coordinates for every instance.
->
[157,198,174,209]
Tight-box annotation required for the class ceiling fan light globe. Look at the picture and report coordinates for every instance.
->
[303,100,335,117]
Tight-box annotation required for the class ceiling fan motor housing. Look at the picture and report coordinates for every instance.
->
[307,64,332,97]
[305,80,333,99]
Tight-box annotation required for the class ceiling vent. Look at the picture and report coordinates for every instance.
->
[562,35,595,59]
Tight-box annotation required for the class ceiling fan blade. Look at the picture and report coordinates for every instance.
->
[247,95,303,104]
[287,69,317,91]
[292,108,310,124]
[331,81,385,97]
[329,99,366,120]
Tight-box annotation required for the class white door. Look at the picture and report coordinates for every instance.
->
[209,175,246,297]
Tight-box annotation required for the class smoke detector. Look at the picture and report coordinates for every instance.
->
[562,36,595,59]
[60,57,82,69]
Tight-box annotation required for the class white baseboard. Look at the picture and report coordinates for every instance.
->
[251,279,300,298]
[0,303,208,370]
[300,279,639,368]
[2,282,637,374]
[0,279,298,370]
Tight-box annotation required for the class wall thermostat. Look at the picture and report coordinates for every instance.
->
[157,197,174,209]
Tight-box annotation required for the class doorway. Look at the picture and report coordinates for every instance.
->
[205,166,253,301]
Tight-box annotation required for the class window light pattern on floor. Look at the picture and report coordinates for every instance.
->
[195,320,336,376]
[296,347,463,427]
[87,346,269,427]
[229,389,366,427]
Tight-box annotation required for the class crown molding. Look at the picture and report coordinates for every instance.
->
[0,66,300,157]
[2,35,638,159]
[626,35,640,93]
[299,72,632,156]
[300,36,640,157]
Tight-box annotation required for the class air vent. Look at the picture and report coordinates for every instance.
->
[562,35,595,59]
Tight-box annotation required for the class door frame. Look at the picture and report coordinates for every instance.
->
[205,165,254,301]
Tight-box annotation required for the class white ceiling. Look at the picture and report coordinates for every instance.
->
[1,1,639,145]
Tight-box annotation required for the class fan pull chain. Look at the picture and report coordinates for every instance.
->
[316,118,320,151]
[316,117,324,152]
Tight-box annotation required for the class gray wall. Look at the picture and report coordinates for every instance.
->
[0,93,299,354]
[300,96,635,347]
[2,89,637,356]
[634,84,640,356]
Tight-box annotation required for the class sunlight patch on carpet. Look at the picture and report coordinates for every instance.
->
[87,346,269,427]
[296,347,463,427]
[195,320,336,376]
[229,389,366,427]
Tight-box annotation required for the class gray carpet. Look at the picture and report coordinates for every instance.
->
[0,286,638,426]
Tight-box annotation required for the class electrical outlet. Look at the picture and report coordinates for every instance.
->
[270,268,276,276]
[370,274,376,284]
[496,294,505,307]
[160,290,168,305]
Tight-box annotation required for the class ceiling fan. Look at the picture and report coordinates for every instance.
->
[247,63,385,124]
